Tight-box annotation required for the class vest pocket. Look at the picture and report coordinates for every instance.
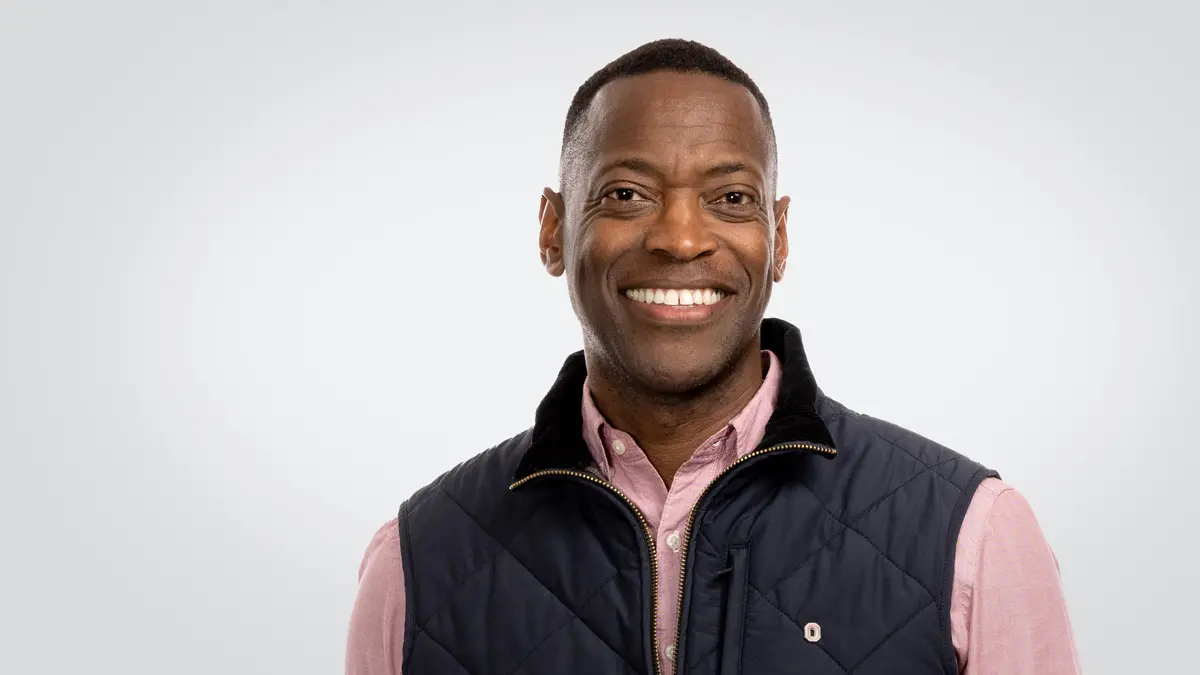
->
[719,546,750,675]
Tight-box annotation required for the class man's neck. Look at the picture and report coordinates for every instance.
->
[586,345,766,487]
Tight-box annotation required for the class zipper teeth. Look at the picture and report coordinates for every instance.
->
[671,442,836,667]
[510,469,664,675]
[507,441,835,675]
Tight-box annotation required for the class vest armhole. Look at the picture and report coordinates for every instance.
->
[398,500,417,675]
[939,465,999,675]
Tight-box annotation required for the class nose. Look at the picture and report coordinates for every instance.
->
[642,190,718,261]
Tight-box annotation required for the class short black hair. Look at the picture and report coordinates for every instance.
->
[561,38,775,159]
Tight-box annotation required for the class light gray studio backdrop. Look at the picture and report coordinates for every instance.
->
[1,1,1196,673]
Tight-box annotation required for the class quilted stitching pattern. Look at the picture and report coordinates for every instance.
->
[401,396,994,675]
[410,485,645,675]
[679,404,990,675]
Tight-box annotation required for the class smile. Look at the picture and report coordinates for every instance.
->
[623,288,726,307]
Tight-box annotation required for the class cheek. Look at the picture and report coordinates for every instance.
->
[727,228,774,276]
[568,221,637,288]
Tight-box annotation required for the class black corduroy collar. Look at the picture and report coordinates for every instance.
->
[512,317,837,483]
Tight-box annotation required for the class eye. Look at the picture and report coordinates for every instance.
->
[721,191,755,205]
[604,187,648,202]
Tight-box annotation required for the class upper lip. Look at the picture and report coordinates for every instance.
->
[617,277,736,294]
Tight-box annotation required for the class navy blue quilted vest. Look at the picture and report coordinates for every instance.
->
[398,318,997,674]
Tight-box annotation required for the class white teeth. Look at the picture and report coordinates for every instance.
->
[624,288,726,306]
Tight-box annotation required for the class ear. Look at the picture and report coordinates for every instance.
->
[539,188,566,277]
[772,195,790,282]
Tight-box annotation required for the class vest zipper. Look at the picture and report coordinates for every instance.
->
[672,441,837,673]
[510,469,664,675]
[507,441,835,675]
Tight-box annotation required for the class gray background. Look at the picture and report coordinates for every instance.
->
[2,1,1196,673]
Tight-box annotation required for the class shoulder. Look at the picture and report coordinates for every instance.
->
[358,518,402,581]
[817,395,995,488]
[960,479,1053,554]
[961,477,1018,527]
[400,427,534,525]
[954,477,1060,605]
[955,477,1017,576]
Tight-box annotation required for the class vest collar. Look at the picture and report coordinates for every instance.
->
[512,317,837,484]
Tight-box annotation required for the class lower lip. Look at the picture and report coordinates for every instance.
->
[620,294,728,324]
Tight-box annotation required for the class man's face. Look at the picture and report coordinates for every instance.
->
[540,70,789,395]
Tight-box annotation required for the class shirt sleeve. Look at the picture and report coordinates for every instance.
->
[346,518,406,675]
[951,479,1082,675]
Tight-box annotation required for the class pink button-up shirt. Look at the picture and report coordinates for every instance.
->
[347,352,1081,674]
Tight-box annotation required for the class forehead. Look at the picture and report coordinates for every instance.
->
[570,71,773,179]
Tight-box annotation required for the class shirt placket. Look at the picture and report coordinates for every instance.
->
[655,440,728,675]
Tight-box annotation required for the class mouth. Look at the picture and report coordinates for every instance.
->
[623,287,727,307]
[619,286,730,324]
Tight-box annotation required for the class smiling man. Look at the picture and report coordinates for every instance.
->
[346,39,1080,675]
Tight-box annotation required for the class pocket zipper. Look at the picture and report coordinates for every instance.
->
[719,547,750,675]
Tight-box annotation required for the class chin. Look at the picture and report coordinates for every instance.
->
[586,320,754,396]
[623,350,731,396]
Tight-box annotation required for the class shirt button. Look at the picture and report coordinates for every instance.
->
[612,440,626,455]
[665,645,677,662]
[666,531,681,552]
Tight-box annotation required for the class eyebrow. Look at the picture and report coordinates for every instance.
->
[704,162,751,178]
[598,157,664,179]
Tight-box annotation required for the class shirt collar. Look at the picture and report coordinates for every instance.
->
[513,318,838,485]
[580,350,783,481]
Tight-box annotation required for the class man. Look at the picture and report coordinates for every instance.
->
[347,39,1080,675]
